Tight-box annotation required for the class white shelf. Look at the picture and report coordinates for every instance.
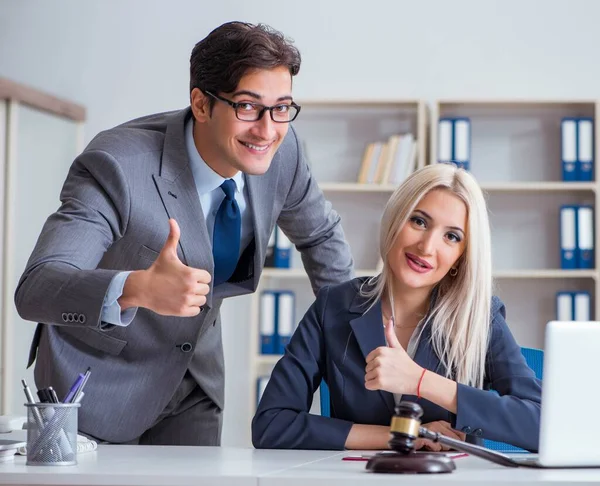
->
[256,355,283,365]
[493,269,597,279]
[299,99,422,107]
[263,268,596,280]
[319,182,597,194]
[318,182,396,193]
[435,99,597,108]
[261,268,376,278]
[481,182,596,192]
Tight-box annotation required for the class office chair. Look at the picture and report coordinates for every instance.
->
[483,346,544,452]
[320,347,544,453]
[319,380,331,417]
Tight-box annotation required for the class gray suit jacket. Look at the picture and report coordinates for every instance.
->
[14,107,354,443]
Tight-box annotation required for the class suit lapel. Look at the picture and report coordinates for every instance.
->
[152,108,215,308]
[349,294,396,415]
[243,160,279,290]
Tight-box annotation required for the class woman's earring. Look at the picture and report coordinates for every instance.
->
[449,267,458,277]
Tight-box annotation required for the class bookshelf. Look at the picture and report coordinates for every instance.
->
[480,182,596,193]
[431,100,599,350]
[246,99,427,433]
[245,97,599,440]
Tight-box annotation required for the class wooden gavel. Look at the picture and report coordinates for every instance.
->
[366,401,520,474]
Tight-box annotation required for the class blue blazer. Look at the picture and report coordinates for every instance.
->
[252,277,542,451]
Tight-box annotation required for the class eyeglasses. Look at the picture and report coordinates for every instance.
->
[204,91,301,123]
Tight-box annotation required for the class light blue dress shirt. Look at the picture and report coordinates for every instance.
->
[100,117,253,326]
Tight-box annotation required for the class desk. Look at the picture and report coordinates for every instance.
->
[0,446,342,486]
[261,453,600,486]
[1,447,600,486]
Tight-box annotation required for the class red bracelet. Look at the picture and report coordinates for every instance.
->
[417,368,427,399]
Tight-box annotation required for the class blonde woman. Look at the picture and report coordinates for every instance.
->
[252,163,541,451]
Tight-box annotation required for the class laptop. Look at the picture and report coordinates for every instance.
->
[509,321,600,468]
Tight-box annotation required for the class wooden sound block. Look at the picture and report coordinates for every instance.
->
[366,452,456,474]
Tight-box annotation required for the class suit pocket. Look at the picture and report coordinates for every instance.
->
[138,245,160,264]
[58,326,127,356]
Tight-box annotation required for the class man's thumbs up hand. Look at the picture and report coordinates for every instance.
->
[158,219,184,264]
[119,219,212,317]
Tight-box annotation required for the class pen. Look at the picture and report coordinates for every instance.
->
[21,380,44,426]
[342,453,395,461]
[73,367,91,403]
[342,452,469,461]
[21,379,36,404]
[36,389,48,403]
[48,387,60,404]
[341,455,369,461]
[63,373,84,403]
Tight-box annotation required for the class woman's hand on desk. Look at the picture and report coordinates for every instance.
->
[415,421,466,452]
[364,319,423,395]
[344,421,466,451]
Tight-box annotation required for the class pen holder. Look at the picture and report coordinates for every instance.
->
[25,402,80,466]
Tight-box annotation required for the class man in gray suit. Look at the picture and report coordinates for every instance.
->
[15,21,353,446]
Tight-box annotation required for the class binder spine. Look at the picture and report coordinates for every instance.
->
[577,205,594,269]
[453,118,471,171]
[259,292,277,354]
[556,291,574,321]
[560,205,578,269]
[274,227,292,268]
[256,375,270,407]
[264,228,276,267]
[577,118,594,182]
[437,118,453,163]
[574,291,591,321]
[561,118,578,182]
[276,291,295,354]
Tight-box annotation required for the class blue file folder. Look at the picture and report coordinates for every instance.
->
[559,205,578,269]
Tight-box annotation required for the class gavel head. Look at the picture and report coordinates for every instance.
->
[388,401,424,455]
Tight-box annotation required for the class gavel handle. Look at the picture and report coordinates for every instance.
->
[419,427,520,468]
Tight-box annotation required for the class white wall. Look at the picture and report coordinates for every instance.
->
[2,0,600,446]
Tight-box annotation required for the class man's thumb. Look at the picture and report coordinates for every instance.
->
[385,318,401,348]
[160,219,181,259]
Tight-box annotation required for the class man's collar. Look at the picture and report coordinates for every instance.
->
[185,117,245,195]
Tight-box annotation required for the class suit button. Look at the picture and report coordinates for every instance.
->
[461,426,472,434]
[62,313,68,322]
[179,342,193,353]
[474,428,483,437]
[67,313,75,322]
[78,314,86,323]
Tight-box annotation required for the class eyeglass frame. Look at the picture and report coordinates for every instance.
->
[204,90,301,123]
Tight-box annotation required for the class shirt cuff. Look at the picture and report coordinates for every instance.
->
[101,271,138,327]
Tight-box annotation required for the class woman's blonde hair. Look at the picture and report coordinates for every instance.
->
[362,163,492,389]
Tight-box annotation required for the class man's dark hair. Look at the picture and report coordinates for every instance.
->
[190,21,301,105]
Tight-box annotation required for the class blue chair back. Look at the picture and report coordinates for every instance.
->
[321,347,544,452]
[483,346,543,452]
[320,380,331,417]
